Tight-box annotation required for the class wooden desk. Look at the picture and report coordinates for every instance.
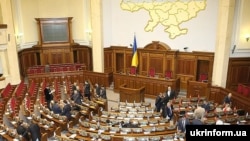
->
[114,73,180,98]
[119,84,145,103]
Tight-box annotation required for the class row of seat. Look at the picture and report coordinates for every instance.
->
[27,63,86,74]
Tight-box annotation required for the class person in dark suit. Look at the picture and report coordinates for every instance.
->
[51,100,62,114]
[223,93,232,105]
[27,120,41,141]
[61,100,72,121]
[95,83,101,97]
[84,81,91,101]
[16,120,30,141]
[44,84,53,110]
[71,90,82,105]
[201,100,210,113]
[163,101,174,120]
[165,86,175,100]
[100,86,107,99]
[192,106,205,125]
[161,86,175,111]
[177,112,190,133]
[155,92,164,112]
[72,82,77,92]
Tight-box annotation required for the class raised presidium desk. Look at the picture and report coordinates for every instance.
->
[113,73,180,99]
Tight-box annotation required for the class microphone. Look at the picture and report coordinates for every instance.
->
[130,44,133,47]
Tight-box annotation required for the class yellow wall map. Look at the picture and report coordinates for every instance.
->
[120,0,207,39]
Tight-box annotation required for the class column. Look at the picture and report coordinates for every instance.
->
[90,0,104,73]
[0,0,21,84]
[212,0,236,87]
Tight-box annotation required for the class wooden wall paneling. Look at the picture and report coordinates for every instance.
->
[140,52,148,75]
[111,46,127,73]
[149,53,164,77]
[194,51,214,83]
[64,52,71,63]
[187,81,210,98]
[176,53,196,90]
[125,51,133,74]
[104,49,113,73]
[227,58,250,91]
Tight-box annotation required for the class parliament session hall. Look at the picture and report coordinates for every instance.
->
[0,0,250,141]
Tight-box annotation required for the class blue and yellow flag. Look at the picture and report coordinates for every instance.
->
[131,35,138,67]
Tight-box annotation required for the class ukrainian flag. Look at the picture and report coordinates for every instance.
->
[131,35,138,67]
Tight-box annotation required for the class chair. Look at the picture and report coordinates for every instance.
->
[130,67,137,75]
[165,70,172,79]
[237,84,243,94]
[199,73,208,82]
[242,86,250,97]
[149,68,155,77]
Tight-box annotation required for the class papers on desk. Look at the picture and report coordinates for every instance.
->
[44,125,49,129]
[47,115,53,119]
[0,130,5,135]
[11,121,16,125]
[89,128,95,131]
[179,138,184,141]
[109,131,116,134]
[101,115,108,117]
[240,120,246,123]
[117,117,123,120]
[27,116,32,120]
[120,131,127,134]
[144,131,150,134]
[50,89,55,94]
[69,134,77,139]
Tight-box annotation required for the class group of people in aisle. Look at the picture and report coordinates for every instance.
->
[16,119,41,141]
[43,80,108,121]
[154,86,238,133]
[155,86,176,117]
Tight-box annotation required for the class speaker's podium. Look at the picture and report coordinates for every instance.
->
[119,84,145,102]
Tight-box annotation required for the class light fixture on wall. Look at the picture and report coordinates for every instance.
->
[246,37,249,42]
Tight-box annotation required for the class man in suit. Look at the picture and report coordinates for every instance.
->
[72,82,77,92]
[95,83,101,97]
[177,111,190,133]
[192,106,205,125]
[28,120,41,141]
[163,101,174,120]
[44,84,53,110]
[161,86,175,111]
[155,92,164,112]
[165,86,175,100]
[100,86,107,99]
[201,100,210,113]
[61,100,72,121]
[16,120,30,141]
[223,93,232,105]
[51,100,62,114]
[84,81,91,101]
[71,90,82,105]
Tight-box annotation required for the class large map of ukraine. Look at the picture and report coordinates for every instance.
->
[120,0,207,39]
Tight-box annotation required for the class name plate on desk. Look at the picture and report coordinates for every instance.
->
[120,131,127,134]
[89,128,95,131]
[109,131,116,134]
